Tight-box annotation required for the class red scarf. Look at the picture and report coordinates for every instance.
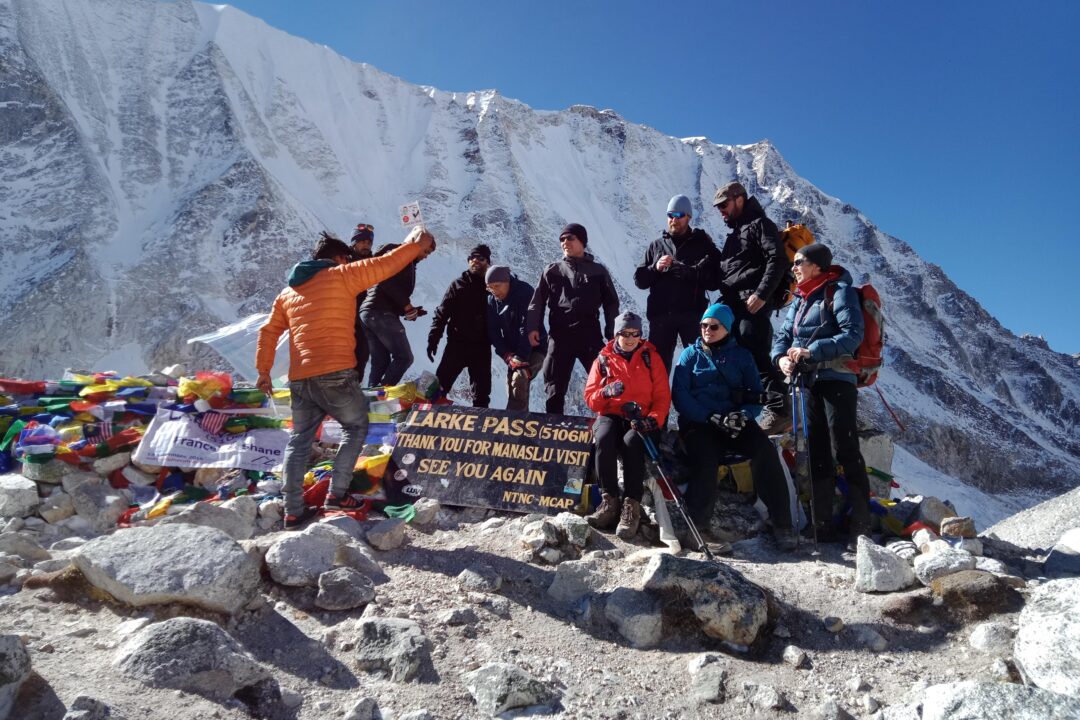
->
[795,267,841,299]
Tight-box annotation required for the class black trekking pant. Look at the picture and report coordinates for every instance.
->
[592,414,647,502]
[354,316,370,385]
[436,340,492,408]
[682,420,792,528]
[542,331,603,415]
[646,312,698,379]
[730,300,786,414]
[805,379,870,531]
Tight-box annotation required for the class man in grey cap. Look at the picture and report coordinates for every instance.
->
[713,181,790,432]
[633,194,720,375]
[486,264,546,411]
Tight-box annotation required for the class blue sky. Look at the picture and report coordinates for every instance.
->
[227,0,1080,353]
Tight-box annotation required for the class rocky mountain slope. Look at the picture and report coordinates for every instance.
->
[1,0,1077,498]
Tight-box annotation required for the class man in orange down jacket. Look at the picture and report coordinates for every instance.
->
[256,227,436,529]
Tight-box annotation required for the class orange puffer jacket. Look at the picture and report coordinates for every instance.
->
[584,339,671,425]
[256,243,422,381]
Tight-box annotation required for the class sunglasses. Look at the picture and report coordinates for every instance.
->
[700,322,722,331]
[793,257,808,266]
[617,330,642,338]
[667,212,688,219]
[468,255,489,262]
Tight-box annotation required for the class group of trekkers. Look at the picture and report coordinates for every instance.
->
[256,181,873,556]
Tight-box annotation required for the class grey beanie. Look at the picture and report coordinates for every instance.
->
[799,243,833,269]
[614,312,643,334]
[666,194,693,216]
[485,265,511,284]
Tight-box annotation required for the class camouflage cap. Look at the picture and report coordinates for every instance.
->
[713,181,747,206]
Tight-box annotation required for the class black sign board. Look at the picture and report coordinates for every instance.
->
[385,405,594,515]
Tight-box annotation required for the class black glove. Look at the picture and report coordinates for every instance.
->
[426,340,438,363]
[708,413,725,429]
[722,411,748,434]
[630,416,658,433]
[601,381,624,398]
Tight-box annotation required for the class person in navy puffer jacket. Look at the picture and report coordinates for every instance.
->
[770,243,870,549]
[672,303,796,551]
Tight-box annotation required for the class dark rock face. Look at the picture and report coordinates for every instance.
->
[2,0,1078,498]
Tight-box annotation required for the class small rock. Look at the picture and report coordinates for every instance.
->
[437,607,478,626]
[846,675,870,693]
[0,533,51,562]
[855,627,887,652]
[914,547,977,586]
[690,663,727,704]
[62,694,120,720]
[912,527,940,552]
[930,570,1022,620]
[745,683,783,711]
[458,565,502,593]
[537,547,562,564]
[551,512,591,548]
[823,616,844,633]
[38,492,76,524]
[366,518,406,551]
[813,699,854,720]
[464,662,559,714]
[92,452,131,476]
[773,624,792,638]
[605,587,662,648]
[782,645,807,668]
[280,687,304,711]
[353,618,431,682]
[939,516,977,538]
[315,567,375,611]
[0,475,41,518]
[520,519,558,551]
[855,536,917,592]
[0,634,31,718]
[861,694,880,713]
[969,621,1015,655]
[411,498,440,527]
[343,696,378,720]
[917,496,957,531]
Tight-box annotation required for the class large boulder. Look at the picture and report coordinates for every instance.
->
[0,475,40,518]
[642,553,768,648]
[158,499,255,541]
[265,523,379,587]
[353,618,430,682]
[930,570,1021,620]
[855,536,917,592]
[0,635,31,720]
[1014,578,1080,697]
[74,524,260,614]
[921,681,1080,720]
[464,663,559,715]
[984,485,1080,551]
[114,618,275,706]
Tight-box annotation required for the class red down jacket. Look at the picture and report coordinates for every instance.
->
[584,339,671,425]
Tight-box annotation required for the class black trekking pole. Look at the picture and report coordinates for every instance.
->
[621,402,716,562]
[791,365,818,554]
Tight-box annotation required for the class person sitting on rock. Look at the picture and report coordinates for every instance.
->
[672,303,797,551]
[583,312,671,540]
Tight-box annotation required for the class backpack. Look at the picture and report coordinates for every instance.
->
[769,224,816,310]
[824,282,884,387]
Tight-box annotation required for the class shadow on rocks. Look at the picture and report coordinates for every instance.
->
[232,606,359,690]
[11,672,66,720]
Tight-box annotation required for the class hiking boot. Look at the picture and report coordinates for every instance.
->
[616,498,642,541]
[758,407,792,435]
[773,526,798,552]
[283,505,319,531]
[586,492,621,531]
[324,492,365,510]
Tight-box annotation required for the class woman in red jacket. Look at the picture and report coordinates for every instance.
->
[583,312,671,539]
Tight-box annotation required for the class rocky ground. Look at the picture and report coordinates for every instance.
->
[2,486,1078,720]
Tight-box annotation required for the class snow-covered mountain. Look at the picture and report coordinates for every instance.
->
[2,0,1077,501]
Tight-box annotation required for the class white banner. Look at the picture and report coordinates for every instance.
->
[132,408,289,471]
[187,313,290,385]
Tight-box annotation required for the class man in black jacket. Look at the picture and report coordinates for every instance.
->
[714,181,790,431]
[633,194,719,375]
[486,265,546,412]
[351,222,375,383]
[527,223,620,415]
[427,244,492,407]
[360,236,435,387]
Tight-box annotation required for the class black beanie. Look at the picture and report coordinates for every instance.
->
[559,223,588,246]
[800,243,833,269]
[467,243,492,261]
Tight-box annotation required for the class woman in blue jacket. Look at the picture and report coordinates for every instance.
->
[770,243,870,548]
[672,303,796,551]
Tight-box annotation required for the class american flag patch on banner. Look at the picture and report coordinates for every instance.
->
[196,411,228,435]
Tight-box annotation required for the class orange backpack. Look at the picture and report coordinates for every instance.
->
[770,223,815,309]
